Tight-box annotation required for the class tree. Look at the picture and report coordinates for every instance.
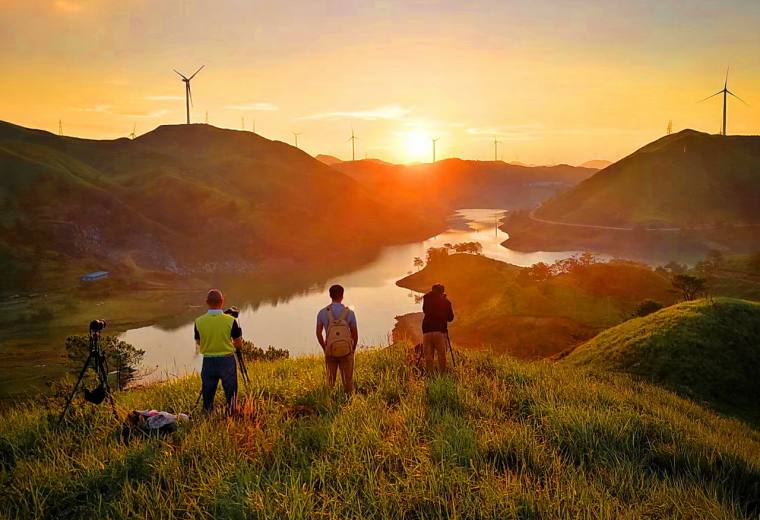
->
[632,299,664,318]
[413,257,424,271]
[662,261,687,276]
[452,242,483,255]
[426,247,449,265]
[671,274,706,302]
[527,262,552,282]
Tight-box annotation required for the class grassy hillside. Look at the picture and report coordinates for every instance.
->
[566,298,760,422]
[0,120,436,292]
[536,130,760,227]
[396,254,675,358]
[1,347,758,518]
[334,158,595,212]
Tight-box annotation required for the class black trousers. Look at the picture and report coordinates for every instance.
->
[201,355,238,412]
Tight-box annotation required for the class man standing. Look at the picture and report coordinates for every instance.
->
[194,289,243,413]
[422,284,454,373]
[316,284,358,393]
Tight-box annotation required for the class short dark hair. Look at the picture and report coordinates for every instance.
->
[206,289,223,306]
[432,284,445,294]
[329,284,344,300]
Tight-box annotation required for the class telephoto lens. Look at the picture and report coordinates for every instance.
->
[89,319,107,332]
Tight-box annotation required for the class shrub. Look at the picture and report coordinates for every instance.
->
[632,299,664,318]
[64,334,144,389]
[238,340,289,362]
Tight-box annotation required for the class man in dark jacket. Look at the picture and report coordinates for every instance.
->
[422,284,454,372]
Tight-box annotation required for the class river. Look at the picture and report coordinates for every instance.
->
[122,209,579,382]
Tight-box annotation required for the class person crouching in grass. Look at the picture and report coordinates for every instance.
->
[194,289,244,414]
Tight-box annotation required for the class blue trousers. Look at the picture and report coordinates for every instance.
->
[201,355,238,412]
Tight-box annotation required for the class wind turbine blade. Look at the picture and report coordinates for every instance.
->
[725,66,730,89]
[727,90,749,106]
[188,65,205,80]
[698,90,723,102]
[173,69,187,80]
[188,84,193,107]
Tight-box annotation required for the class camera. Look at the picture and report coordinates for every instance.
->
[89,319,107,333]
[224,307,240,318]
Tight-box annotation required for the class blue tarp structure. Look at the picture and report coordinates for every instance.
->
[81,271,109,282]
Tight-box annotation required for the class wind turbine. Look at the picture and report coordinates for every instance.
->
[58,119,62,136]
[173,65,204,124]
[432,137,440,163]
[346,128,359,161]
[292,132,302,148]
[666,120,672,136]
[129,123,136,140]
[493,138,501,161]
[700,67,747,136]
[252,119,256,134]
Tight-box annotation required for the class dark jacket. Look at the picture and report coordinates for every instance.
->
[422,292,454,333]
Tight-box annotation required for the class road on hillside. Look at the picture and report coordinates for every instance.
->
[527,209,681,232]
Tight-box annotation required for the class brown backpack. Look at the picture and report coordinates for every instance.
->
[325,306,354,357]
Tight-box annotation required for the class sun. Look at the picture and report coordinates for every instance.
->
[401,130,430,162]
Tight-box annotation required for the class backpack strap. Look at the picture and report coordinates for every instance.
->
[339,306,350,321]
[326,306,336,325]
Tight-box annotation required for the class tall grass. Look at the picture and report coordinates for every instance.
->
[1,346,758,519]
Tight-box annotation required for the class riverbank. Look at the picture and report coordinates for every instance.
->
[501,209,760,265]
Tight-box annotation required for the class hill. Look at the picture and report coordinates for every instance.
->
[536,130,760,228]
[579,159,612,169]
[395,253,675,358]
[0,347,758,518]
[333,158,596,211]
[315,153,343,165]
[0,120,436,292]
[566,298,760,422]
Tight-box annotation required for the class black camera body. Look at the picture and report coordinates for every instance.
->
[89,319,107,333]
[224,307,240,318]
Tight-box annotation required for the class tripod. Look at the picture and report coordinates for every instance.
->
[57,327,120,426]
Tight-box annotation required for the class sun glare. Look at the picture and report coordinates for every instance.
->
[401,130,430,162]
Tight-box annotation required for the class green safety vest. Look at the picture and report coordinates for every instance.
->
[195,312,236,357]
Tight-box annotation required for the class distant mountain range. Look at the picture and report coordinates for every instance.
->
[537,130,760,227]
[578,159,612,169]
[315,154,343,166]
[333,159,596,211]
[0,121,434,291]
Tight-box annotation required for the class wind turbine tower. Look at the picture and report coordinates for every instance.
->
[493,138,501,161]
[252,119,256,134]
[129,123,136,140]
[173,65,205,124]
[667,120,673,135]
[293,132,302,149]
[58,119,62,136]
[700,68,747,136]
[347,128,359,161]
[432,137,440,163]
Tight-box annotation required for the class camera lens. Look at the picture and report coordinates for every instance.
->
[89,319,106,332]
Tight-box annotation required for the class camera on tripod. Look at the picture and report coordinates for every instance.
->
[58,318,119,426]
[89,319,106,333]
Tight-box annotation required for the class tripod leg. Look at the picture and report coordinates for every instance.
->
[446,333,456,368]
[96,349,120,422]
[57,350,94,426]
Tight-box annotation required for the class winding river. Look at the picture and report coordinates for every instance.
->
[123,209,578,382]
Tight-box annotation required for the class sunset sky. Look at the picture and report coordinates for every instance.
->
[1,0,759,164]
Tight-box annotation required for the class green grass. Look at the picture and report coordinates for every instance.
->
[566,298,760,424]
[1,345,759,519]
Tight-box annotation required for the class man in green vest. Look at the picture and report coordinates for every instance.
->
[194,289,244,413]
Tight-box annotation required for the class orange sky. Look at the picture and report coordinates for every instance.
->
[1,0,759,164]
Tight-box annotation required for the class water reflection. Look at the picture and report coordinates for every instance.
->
[123,209,579,382]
